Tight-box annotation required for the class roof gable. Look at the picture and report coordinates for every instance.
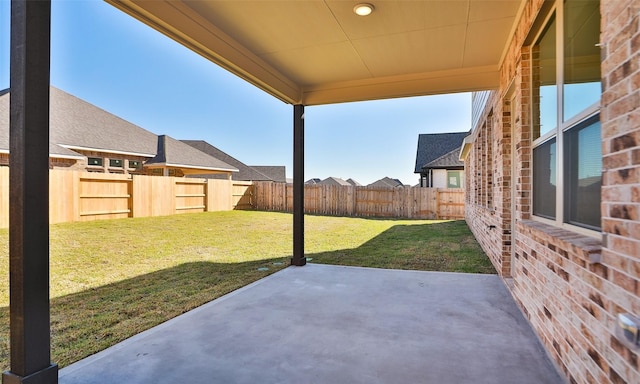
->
[368,177,404,188]
[251,166,286,183]
[146,135,238,172]
[414,132,468,173]
[319,177,351,186]
[181,140,275,181]
[423,148,465,169]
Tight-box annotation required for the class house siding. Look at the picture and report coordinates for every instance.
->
[1,153,83,170]
[431,169,465,189]
[73,150,148,175]
[465,1,640,384]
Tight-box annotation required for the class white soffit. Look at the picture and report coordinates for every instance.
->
[107,0,525,106]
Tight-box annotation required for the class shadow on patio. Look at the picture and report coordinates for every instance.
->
[57,263,563,384]
[0,258,291,371]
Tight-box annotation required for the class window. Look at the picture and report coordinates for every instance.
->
[533,139,556,219]
[128,160,142,169]
[88,157,103,167]
[531,0,601,231]
[564,115,601,230]
[109,159,123,168]
[447,171,461,188]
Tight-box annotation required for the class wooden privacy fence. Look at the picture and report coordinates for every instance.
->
[253,181,464,219]
[0,169,254,228]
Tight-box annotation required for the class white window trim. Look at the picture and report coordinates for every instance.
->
[530,0,601,238]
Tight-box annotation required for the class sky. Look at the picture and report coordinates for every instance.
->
[0,0,471,186]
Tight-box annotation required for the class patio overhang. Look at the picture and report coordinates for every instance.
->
[6,1,529,382]
[105,0,526,106]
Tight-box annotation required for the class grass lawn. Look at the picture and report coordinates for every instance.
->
[0,211,494,370]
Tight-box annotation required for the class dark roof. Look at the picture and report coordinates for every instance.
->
[251,166,286,183]
[414,132,468,173]
[305,178,322,184]
[181,140,276,181]
[0,89,85,159]
[2,88,239,171]
[423,148,464,169]
[48,87,159,156]
[319,177,352,186]
[146,135,237,171]
[368,177,404,188]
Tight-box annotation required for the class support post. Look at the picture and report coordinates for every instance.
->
[291,105,306,266]
[3,1,58,383]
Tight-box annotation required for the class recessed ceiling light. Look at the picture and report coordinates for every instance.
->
[353,3,374,16]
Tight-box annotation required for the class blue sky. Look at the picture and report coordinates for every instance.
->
[0,1,471,185]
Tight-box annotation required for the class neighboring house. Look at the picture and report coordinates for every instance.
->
[182,140,286,182]
[367,177,404,188]
[251,166,287,183]
[414,132,468,188]
[305,178,321,185]
[318,177,351,186]
[346,178,361,187]
[423,148,465,188]
[8,3,640,384]
[0,87,238,177]
[145,135,238,177]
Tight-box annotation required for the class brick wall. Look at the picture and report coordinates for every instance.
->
[465,1,640,383]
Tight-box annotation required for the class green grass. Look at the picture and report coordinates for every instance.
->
[0,211,494,370]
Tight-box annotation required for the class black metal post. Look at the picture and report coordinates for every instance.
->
[291,105,306,266]
[3,1,58,383]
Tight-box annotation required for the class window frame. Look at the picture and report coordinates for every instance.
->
[446,170,462,189]
[109,158,124,168]
[530,0,602,238]
[128,160,142,170]
[87,157,103,167]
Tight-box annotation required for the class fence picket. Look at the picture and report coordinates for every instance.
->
[253,181,464,219]
[0,169,257,228]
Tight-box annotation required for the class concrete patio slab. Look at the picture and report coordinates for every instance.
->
[59,264,564,384]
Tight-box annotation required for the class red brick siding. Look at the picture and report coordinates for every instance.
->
[465,1,640,383]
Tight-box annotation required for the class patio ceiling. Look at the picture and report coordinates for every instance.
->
[106,0,526,105]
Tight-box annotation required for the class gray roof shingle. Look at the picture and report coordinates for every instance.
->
[2,88,237,171]
[48,87,159,156]
[1,89,85,159]
[147,135,237,171]
[251,166,286,183]
[423,148,464,169]
[346,178,362,186]
[319,177,352,186]
[181,140,276,181]
[368,177,404,187]
[414,132,468,173]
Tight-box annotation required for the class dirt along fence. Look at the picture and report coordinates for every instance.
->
[0,168,254,228]
[253,181,464,219]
